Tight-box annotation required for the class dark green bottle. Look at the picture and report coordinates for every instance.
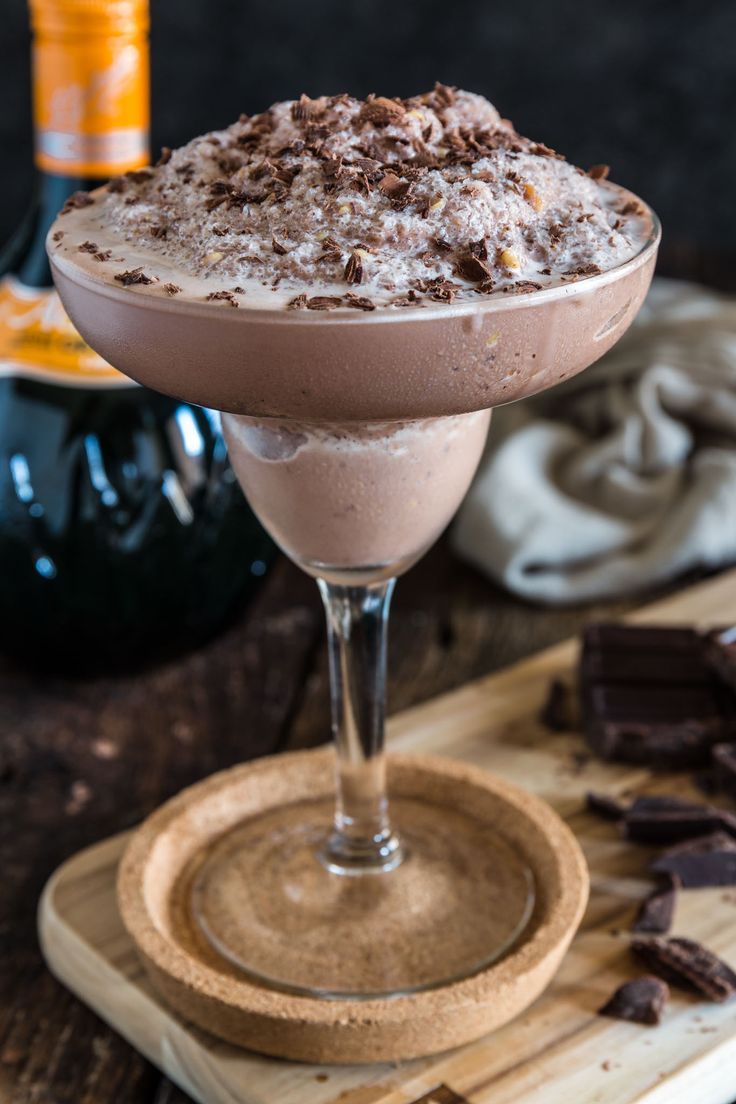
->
[0,0,272,673]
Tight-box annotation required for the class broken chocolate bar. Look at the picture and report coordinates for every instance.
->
[632,937,736,1002]
[598,976,669,1025]
[586,791,627,821]
[623,794,736,845]
[651,831,736,887]
[712,742,736,801]
[632,877,679,934]
[539,678,574,731]
[580,624,736,768]
[704,627,736,693]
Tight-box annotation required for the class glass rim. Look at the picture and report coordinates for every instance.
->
[49,189,661,327]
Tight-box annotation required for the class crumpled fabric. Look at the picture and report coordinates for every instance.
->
[452,279,736,604]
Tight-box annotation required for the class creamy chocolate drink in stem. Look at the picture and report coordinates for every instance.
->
[224,411,491,583]
[48,84,660,1000]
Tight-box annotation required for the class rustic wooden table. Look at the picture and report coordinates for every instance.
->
[0,248,729,1103]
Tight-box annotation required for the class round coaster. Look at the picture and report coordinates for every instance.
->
[117,748,588,1064]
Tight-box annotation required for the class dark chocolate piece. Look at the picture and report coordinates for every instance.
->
[598,976,669,1025]
[712,742,736,799]
[586,791,627,821]
[624,794,736,845]
[632,877,679,934]
[704,627,736,693]
[580,624,736,768]
[540,678,574,732]
[651,832,736,887]
[632,937,736,1002]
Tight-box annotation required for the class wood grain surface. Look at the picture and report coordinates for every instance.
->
[0,535,719,1103]
[38,568,736,1104]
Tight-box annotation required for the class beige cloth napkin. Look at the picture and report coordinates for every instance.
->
[452,279,736,604]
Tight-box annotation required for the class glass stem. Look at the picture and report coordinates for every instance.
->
[317,578,404,875]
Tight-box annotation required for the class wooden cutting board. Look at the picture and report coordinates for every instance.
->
[38,569,736,1104]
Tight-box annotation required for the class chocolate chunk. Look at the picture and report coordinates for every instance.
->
[539,679,574,731]
[624,795,736,845]
[651,832,736,887]
[433,81,458,107]
[632,937,736,1002]
[632,877,679,934]
[712,742,736,799]
[580,624,736,767]
[598,976,669,1025]
[156,146,172,166]
[586,791,627,821]
[587,164,610,180]
[705,628,736,692]
[205,290,239,307]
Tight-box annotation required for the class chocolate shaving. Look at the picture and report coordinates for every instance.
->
[455,248,493,283]
[114,267,154,286]
[77,241,99,253]
[149,225,168,240]
[598,977,669,1025]
[205,290,239,307]
[156,147,172,166]
[291,94,322,122]
[93,250,112,262]
[305,296,343,311]
[52,230,64,242]
[315,235,342,263]
[563,262,602,278]
[107,176,127,193]
[343,292,375,311]
[632,937,736,1002]
[163,282,182,295]
[588,164,610,181]
[61,191,94,214]
[272,236,289,255]
[287,294,308,310]
[344,252,363,285]
[126,169,154,184]
[433,81,458,107]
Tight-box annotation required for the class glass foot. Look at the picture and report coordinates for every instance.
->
[191,796,536,999]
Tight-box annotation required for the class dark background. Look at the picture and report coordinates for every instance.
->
[1,0,736,267]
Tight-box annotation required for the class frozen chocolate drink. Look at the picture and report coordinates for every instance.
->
[48,84,659,999]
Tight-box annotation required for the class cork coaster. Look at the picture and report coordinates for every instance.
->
[117,747,588,1064]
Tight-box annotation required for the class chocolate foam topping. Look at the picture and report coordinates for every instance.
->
[51,85,650,310]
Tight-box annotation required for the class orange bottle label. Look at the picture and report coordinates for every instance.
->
[33,30,149,177]
[0,276,130,386]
